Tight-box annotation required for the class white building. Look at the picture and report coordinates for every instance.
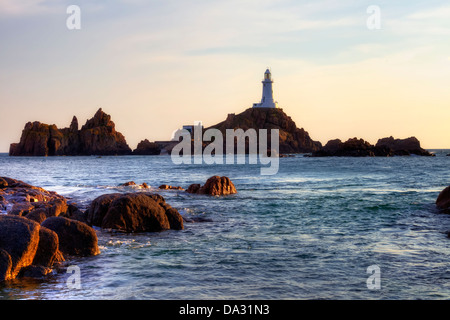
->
[253,69,278,108]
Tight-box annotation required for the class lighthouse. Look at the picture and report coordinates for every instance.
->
[253,69,278,109]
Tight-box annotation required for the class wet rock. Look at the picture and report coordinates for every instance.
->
[159,184,184,190]
[119,181,150,189]
[32,227,62,268]
[187,176,237,196]
[86,193,122,226]
[0,178,8,189]
[64,206,88,224]
[87,193,183,232]
[183,216,213,223]
[26,209,48,224]
[20,265,53,278]
[41,217,100,257]
[436,186,450,212]
[0,215,40,281]
[119,181,136,187]
[164,207,184,230]
[0,249,12,282]
[8,202,35,216]
[186,184,201,194]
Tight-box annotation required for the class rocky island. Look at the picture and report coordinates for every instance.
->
[9,108,132,156]
[206,107,322,154]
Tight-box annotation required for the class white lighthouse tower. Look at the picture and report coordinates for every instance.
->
[253,69,278,108]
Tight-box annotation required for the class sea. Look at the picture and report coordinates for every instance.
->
[0,150,449,300]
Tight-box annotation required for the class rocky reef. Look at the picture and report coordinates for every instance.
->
[0,177,99,281]
[311,136,433,157]
[0,176,189,282]
[9,108,132,156]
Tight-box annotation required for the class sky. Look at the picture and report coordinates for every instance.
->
[0,0,449,152]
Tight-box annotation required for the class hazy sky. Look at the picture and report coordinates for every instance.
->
[1,0,449,152]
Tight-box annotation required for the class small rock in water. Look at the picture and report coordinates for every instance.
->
[186,176,237,196]
[436,185,450,212]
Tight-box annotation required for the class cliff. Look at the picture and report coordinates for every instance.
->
[207,107,322,153]
[9,109,131,156]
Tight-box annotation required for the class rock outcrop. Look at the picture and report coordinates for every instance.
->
[0,177,99,282]
[375,136,433,156]
[208,108,322,154]
[186,176,237,196]
[118,181,150,189]
[41,217,100,257]
[159,185,184,190]
[311,136,433,157]
[436,186,450,212]
[132,139,161,155]
[9,108,131,156]
[86,193,184,232]
[0,177,68,217]
[0,215,41,281]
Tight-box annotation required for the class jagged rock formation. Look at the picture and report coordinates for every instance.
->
[311,136,433,157]
[207,108,322,153]
[9,108,131,156]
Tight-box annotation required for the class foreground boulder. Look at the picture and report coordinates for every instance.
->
[41,217,100,257]
[186,176,237,196]
[0,215,40,281]
[32,227,63,268]
[0,178,99,282]
[86,193,184,232]
[436,186,450,212]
